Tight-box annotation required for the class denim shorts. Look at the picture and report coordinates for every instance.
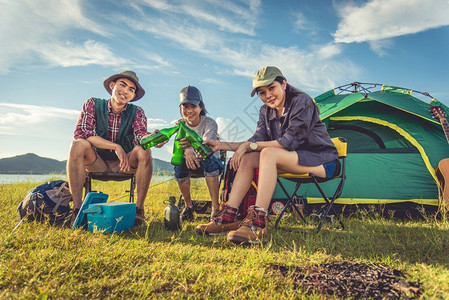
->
[174,155,224,182]
[323,159,341,178]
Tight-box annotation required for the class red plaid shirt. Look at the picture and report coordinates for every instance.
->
[74,98,148,147]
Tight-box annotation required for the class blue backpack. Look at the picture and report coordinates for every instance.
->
[17,180,72,226]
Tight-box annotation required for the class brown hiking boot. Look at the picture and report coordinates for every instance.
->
[227,205,269,245]
[134,207,145,227]
[196,203,239,236]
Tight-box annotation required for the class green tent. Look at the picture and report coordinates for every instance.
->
[273,83,449,208]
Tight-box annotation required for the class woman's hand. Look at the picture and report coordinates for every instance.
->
[179,138,191,149]
[184,148,200,170]
[203,139,221,152]
[229,142,250,170]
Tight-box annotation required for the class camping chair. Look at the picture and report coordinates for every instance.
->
[274,137,347,233]
[177,149,227,215]
[84,172,136,203]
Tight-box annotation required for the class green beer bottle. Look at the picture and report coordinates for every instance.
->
[176,121,213,159]
[171,130,184,166]
[140,125,179,150]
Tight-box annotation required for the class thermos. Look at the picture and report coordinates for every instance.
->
[164,196,181,230]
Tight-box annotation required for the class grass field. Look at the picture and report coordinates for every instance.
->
[1,177,448,299]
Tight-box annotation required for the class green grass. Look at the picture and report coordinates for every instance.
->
[1,178,448,299]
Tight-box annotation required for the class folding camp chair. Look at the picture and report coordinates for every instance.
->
[177,149,227,215]
[274,137,347,233]
[84,172,136,203]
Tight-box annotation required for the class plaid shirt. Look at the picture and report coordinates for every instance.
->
[74,97,148,147]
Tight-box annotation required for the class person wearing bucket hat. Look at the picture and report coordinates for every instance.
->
[196,66,339,244]
[67,70,154,227]
[162,85,223,221]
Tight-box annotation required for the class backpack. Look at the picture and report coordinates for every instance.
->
[17,180,72,226]
[221,160,258,219]
[220,161,289,218]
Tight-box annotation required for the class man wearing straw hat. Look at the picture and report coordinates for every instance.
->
[67,71,153,227]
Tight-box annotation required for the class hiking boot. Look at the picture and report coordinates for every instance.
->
[210,209,220,221]
[134,207,145,226]
[227,205,268,245]
[196,203,239,236]
[70,208,80,228]
[181,206,194,222]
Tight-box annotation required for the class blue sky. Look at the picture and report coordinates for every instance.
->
[1,0,448,162]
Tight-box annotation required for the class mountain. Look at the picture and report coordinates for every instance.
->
[0,153,173,174]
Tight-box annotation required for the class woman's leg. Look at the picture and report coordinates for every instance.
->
[177,179,192,208]
[226,152,260,209]
[255,147,325,210]
[205,176,220,210]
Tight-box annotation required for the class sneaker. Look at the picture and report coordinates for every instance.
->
[70,208,80,228]
[196,204,239,236]
[181,206,194,222]
[227,205,268,245]
[134,207,145,226]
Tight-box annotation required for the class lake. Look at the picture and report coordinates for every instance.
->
[0,174,175,184]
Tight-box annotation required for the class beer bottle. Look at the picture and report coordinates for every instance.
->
[177,121,213,159]
[140,125,179,150]
[171,130,184,166]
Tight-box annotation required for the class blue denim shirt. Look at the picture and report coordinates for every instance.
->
[248,84,338,166]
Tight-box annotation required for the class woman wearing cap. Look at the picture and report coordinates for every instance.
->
[196,66,338,245]
[173,86,223,222]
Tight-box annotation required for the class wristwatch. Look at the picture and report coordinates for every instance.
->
[249,142,258,151]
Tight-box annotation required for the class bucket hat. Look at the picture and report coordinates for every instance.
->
[103,70,145,101]
[251,66,284,97]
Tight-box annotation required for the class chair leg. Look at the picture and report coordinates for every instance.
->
[275,180,307,230]
[84,174,92,200]
[129,176,136,203]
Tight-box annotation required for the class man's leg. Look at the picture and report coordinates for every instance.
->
[66,139,97,209]
[128,145,153,209]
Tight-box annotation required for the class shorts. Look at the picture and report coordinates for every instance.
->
[174,155,223,182]
[85,153,136,174]
[323,159,341,179]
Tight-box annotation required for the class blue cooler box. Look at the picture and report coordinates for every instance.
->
[84,202,136,233]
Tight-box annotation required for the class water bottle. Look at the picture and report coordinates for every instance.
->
[164,196,181,230]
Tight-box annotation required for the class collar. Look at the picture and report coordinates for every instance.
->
[107,99,128,115]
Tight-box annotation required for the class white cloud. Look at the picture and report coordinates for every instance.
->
[0,0,116,73]
[137,0,259,35]
[37,40,130,68]
[334,0,449,43]
[369,39,394,57]
[146,118,177,132]
[125,15,358,93]
[0,103,79,136]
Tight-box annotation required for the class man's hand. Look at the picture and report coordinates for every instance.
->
[114,145,130,172]
[184,148,200,170]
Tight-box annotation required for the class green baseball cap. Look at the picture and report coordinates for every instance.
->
[251,66,284,97]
